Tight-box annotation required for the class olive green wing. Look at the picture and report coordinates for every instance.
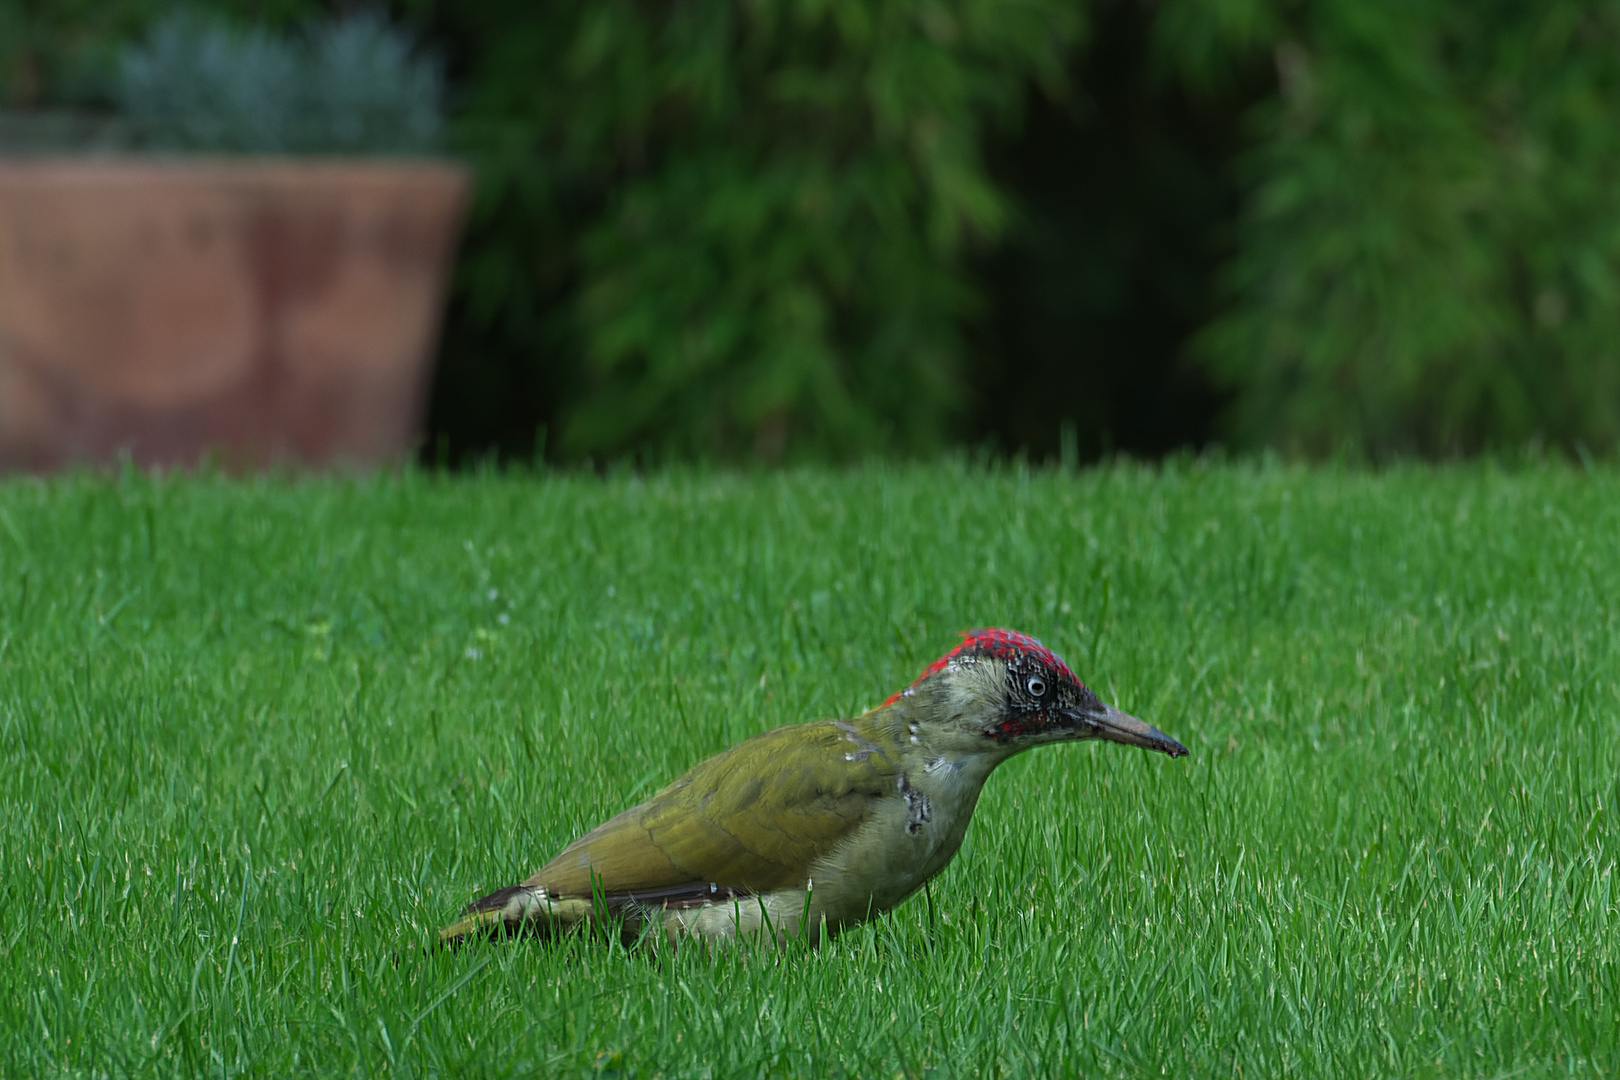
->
[526,720,899,900]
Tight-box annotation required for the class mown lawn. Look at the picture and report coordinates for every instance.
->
[1,460,1617,1078]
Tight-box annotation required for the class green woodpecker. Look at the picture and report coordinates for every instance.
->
[441,628,1187,948]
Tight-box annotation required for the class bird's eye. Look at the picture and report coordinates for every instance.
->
[1026,676,1046,697]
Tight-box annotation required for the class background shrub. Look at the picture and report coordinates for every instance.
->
[1168,0,1620,458]
[431,0,1081,463]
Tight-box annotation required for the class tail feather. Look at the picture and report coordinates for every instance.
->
[438,884,593,945]
[461,883,532,917]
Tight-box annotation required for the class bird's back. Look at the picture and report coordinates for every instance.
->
[530,718,905,897]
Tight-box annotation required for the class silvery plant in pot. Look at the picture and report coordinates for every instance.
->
[0,11,468,470]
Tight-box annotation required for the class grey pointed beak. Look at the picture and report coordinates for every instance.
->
[1078,704,1188,757]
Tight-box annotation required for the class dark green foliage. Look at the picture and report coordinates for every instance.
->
[1170,0,1620,457]
[435,0,1081,462]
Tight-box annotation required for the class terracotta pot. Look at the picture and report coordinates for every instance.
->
[0,158,467,470]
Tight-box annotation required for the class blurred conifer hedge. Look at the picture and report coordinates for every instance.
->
[4,0,1620,462]
[1161,0,1620,458]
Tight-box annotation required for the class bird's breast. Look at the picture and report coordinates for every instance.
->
[805,752,995,928]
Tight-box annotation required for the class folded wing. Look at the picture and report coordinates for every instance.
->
[526,719,900,901]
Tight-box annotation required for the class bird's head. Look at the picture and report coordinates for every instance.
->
[885,629,1188,759]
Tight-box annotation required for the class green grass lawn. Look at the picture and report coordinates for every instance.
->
[2,460,1617,1077]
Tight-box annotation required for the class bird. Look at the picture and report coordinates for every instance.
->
[439,628,1188,949]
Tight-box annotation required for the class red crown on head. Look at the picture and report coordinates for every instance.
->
[882,628,1079,706]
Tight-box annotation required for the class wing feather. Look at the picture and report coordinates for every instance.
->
[525,720,899,898]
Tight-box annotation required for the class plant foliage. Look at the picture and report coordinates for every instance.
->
[1163,0,1620,456]
[114,9,443,154]
[437,0,1082,461]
